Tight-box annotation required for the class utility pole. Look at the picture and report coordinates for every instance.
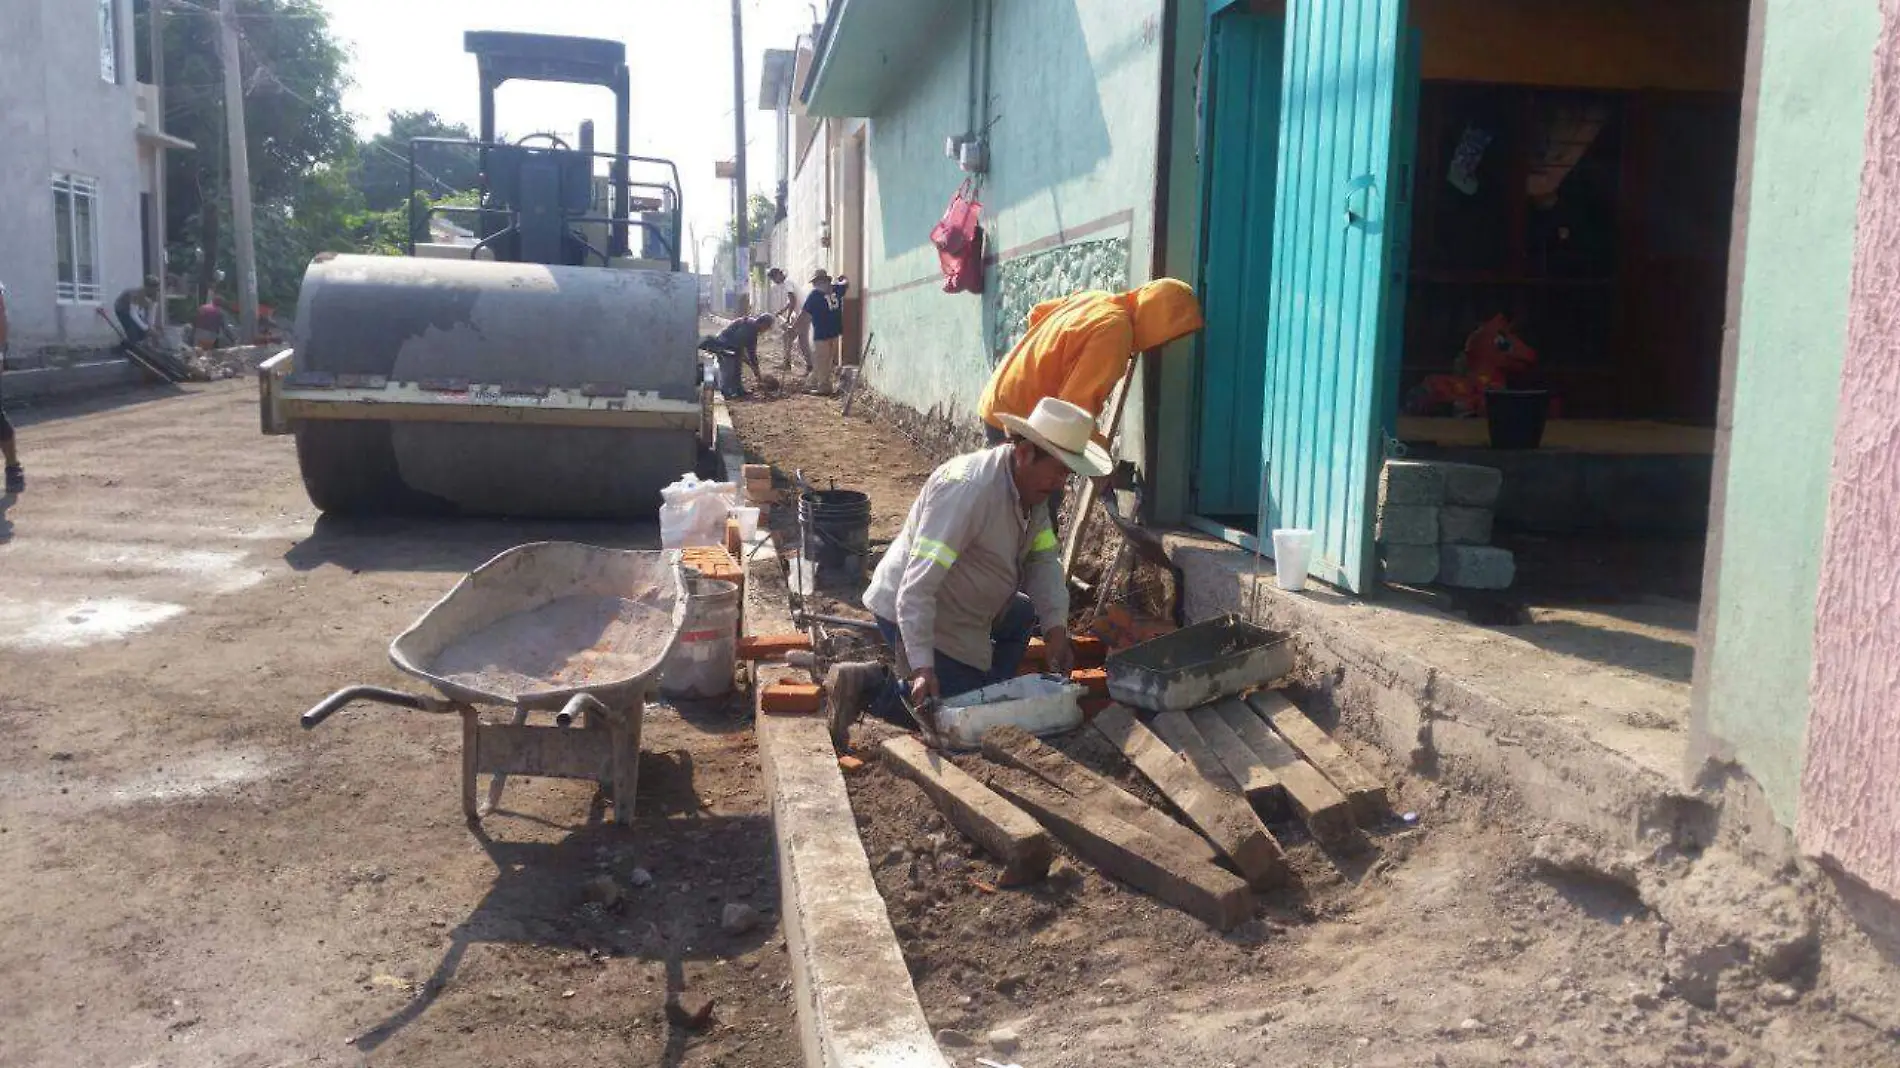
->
[147,0,169,328]
[730,0,748,298]
[218,0,259,342]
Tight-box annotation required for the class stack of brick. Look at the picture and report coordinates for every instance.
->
[1375,460,1515,589]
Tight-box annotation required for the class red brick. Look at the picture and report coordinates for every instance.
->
[760,682,822,715]
[738,633,813,660]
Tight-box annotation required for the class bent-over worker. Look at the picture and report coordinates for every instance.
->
[114,276,161,353]
[975,278,1202,527]
[697,313,776,398]
[826,397,1113,744]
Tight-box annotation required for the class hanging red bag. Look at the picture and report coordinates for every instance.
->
[930,180,984,294]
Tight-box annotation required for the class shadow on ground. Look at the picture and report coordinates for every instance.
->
[285,514,662,573]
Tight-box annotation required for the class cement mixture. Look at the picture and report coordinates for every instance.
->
[430,592,673,696]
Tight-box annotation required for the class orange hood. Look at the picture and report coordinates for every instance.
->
[1117,278,1204,351]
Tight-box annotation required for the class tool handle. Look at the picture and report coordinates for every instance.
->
[301,685,442,730]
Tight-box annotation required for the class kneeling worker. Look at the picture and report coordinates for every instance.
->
[828,397,1112,742]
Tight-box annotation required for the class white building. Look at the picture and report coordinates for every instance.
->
[0,0,191,352]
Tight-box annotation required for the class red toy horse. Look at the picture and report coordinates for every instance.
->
[1405,314,1539,417]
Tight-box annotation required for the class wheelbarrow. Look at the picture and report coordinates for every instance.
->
[301,542,689,825]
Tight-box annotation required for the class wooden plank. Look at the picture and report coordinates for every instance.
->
[1189,703,1286,813]
[982,768,1253,931]
[1249,691,1389,824]
[979,725,1217,862]
[880,736,1053,884]
[1093,706,1290,889]
[1151,710,1241,794]
[473,723,610,781]
[1218,698,1358,849]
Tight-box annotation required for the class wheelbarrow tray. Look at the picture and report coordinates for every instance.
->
[390,542,689,710]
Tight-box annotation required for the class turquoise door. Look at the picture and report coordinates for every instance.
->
[1260,0,1414,593]
[1193,10,1284,518]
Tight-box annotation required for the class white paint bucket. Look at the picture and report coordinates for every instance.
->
[732,506,761,542]
[1271,529,1315,592]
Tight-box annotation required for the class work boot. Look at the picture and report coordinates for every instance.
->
[825,661,887,749]
[3,465,21,494]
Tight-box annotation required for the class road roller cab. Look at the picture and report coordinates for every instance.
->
[259,31,709,518]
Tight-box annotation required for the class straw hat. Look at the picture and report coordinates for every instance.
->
[996,398,1113,478]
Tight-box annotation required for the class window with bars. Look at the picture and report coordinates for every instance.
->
[54,176,103,304]
[99,0,117,83]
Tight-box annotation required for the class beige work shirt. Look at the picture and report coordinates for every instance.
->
[863,445,1068,672]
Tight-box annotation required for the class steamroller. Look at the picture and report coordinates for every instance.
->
[259,32,709,518]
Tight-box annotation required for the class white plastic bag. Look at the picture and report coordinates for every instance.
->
[659,473,734,549]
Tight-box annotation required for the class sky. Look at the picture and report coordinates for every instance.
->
[316,0,821,272]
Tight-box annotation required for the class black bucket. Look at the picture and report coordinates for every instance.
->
[1485,390,1551,450]
[799,489,872,580]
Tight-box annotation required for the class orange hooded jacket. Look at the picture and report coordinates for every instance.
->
[977,278,1203,430]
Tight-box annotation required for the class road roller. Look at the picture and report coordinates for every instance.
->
[259,31,709,518]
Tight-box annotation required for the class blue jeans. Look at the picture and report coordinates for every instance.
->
[871,592,1038,726]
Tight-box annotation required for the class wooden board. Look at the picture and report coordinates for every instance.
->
[1218,698,1357,849]
[1151,710,1241,795]
[1249,691,1389,824]
[1189,703,1286,813]
[979,726,1216,862]
[983,769,1253,931]
[1093,706,1289,889]
[881,736,1052,884]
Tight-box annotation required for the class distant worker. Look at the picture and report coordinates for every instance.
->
[114,276,161,353]
[193,298,230,350]
[765,267,799,326]
[790,268,849,395]
[826,397,1112,745]
[0,279,22,494]
[976,279,1204,514]
[697,314,776,398]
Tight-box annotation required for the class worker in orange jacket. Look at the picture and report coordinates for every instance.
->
[976,278,1204,518]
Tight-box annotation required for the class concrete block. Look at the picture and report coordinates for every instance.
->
[1380,545,1439,586]
[1439,505,1495,546]
[1440,462,1505,507]
[1375,504,1439,547]
[1378,460,1448,506]
[1439,545,1516,590]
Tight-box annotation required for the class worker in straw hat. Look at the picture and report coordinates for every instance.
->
[826,397,1113,745]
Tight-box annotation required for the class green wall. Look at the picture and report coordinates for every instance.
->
[860,0,1167,460]
[1693,0,1880,825]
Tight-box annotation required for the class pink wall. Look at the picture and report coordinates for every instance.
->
[1802,0,1900,901]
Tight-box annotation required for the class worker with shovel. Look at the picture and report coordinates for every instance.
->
[827,397,1112,744]
[113,276,161,356]
[976,278,1204,520]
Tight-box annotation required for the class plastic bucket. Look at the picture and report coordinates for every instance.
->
[1271,529,1315,592]
[1485,390,1551,450]
[659,576,740,698]
[732,506,761,542]
[799,489,871,580]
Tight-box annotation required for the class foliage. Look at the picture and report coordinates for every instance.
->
[354,110,482,212]
[722,193,779,254]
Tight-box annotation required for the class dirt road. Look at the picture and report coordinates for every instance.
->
[0,384,796,1066]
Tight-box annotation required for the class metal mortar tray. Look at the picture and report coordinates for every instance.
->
[1104,614,1293,713]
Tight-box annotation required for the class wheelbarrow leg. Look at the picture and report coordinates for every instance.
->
[611,693,645,826]
[483,706,530,816]
[460,708,481,823]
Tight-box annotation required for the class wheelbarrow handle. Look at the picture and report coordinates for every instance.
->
[301,685,451,729]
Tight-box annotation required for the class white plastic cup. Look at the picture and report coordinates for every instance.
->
[1271,528,1316,592]
[732,506,761,542]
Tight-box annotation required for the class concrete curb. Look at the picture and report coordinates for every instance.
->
[3,359,148,401]
[1162,532,1706,852]
[723,398,951,1068]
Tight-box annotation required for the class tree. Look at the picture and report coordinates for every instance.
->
[158,0,354,307]
[354,110,482,212]
[723,193,778,253]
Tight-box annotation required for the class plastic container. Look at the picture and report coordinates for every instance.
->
[1485,389,1551,449]
[799,488,872,580]
[934,673,1085,751]
[659,576,740,698]
[732,506,761,542]
[1271,528,1315,591]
